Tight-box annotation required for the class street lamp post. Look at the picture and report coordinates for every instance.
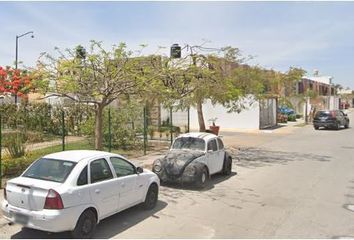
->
[15,31,34,104]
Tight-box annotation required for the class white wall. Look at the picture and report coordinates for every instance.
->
[190,98,260,131]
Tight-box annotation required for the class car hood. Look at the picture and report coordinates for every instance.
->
[161,150,205,177]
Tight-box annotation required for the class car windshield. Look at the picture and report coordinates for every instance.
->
[23,158,76,183]
[172,137,205,151]
[315,111,331,117]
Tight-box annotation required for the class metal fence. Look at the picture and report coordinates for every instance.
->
[0,102,189,186]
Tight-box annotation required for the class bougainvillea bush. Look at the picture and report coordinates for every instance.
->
[0,66,32,98]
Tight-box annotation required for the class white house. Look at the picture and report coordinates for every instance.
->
[189,96,277,131]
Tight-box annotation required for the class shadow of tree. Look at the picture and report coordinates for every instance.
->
[227,147,332,169]
[11,200,168,239]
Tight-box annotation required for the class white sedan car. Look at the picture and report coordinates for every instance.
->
[152,132,233,187]
[2,150,160,238]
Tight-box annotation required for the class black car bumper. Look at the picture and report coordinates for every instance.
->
[153,170,198,184]
[313,120,337,128]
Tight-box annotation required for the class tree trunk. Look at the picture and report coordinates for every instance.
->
[95,104,104,150]
[196,100,206,132]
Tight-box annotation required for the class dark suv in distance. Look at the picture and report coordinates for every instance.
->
[313,110,349,130]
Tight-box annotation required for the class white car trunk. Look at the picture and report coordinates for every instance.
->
[6,177,61,211]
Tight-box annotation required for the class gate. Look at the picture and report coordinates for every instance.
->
[259,98,277,129]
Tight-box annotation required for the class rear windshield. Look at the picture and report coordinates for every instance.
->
[172,137,205,151]
[315,111,331,117]
[23,158,76,183]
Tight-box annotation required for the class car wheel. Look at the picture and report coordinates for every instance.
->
[345,122,349,129]
[71,209,97,239]
[223,157,232,175]
[143,184,158,210]
[196,167,208,188]
[336,122,340,130]
[314,125,319,130]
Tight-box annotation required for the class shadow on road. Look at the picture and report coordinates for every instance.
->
[230,147,332,169]
[160,172,237,192]
[316,127,350,131]
[261,124,287,130]
[10,200,167,239]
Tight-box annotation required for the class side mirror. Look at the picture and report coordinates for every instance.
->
[137,167,143,174]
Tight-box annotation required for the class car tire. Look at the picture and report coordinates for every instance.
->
[142,184,158,210]
[336,122,340,130]
[314,125,319,130]
[345,122,349,129]
[196,167,208,188]
[71,209,97,239]
[223,157,232,175]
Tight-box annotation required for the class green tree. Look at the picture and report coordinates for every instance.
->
[154,45,250,132]
[36,41,152,150]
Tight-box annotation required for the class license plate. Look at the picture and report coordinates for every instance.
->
[11,212,29,225]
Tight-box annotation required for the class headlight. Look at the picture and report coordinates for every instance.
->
[153,160,162,172]
[184,165,196,176]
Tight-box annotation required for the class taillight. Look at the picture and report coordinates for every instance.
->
[44,189,64,209]
[330,111,336,118]
[3,183,7,201]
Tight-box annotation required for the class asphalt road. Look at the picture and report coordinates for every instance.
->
[1,111,354,238]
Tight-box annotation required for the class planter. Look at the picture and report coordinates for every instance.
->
[209,126,220,135]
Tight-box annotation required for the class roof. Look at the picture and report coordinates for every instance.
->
[302,76,333,85]
[44,150,116,163]
[177,132,217,141]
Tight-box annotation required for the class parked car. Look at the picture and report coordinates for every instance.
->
[278,106,295,116]
[152,132,233,188]
[340,102,350,109]
[2,150,160,238]
[313,110,349,130]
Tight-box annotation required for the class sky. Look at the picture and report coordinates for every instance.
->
[1,1,354,89]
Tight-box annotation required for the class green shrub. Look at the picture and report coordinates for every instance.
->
[1,155,35,177]
[158,125,180,133]
[24,131,45,143]
[3,133,26,158]
[148,126,155,139]
[287,114,297,122]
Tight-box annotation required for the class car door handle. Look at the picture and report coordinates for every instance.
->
[95,189,100,194]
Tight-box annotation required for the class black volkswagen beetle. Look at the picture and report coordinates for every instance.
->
[152,132,233,188]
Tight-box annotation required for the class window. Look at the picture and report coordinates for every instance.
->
[315,111,331,118]
[77,166,88,186]
[110,157,136,177]
[207,139,218,152]
[217,138,224,150]
[23,158,76,183]
[90,159,113,184]
[172,137,205,151]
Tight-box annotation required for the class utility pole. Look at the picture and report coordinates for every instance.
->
[15,31,34,104]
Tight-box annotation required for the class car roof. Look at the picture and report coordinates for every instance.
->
[317,110,338,113]
[43,150,117,163]
[176,132,218,141]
